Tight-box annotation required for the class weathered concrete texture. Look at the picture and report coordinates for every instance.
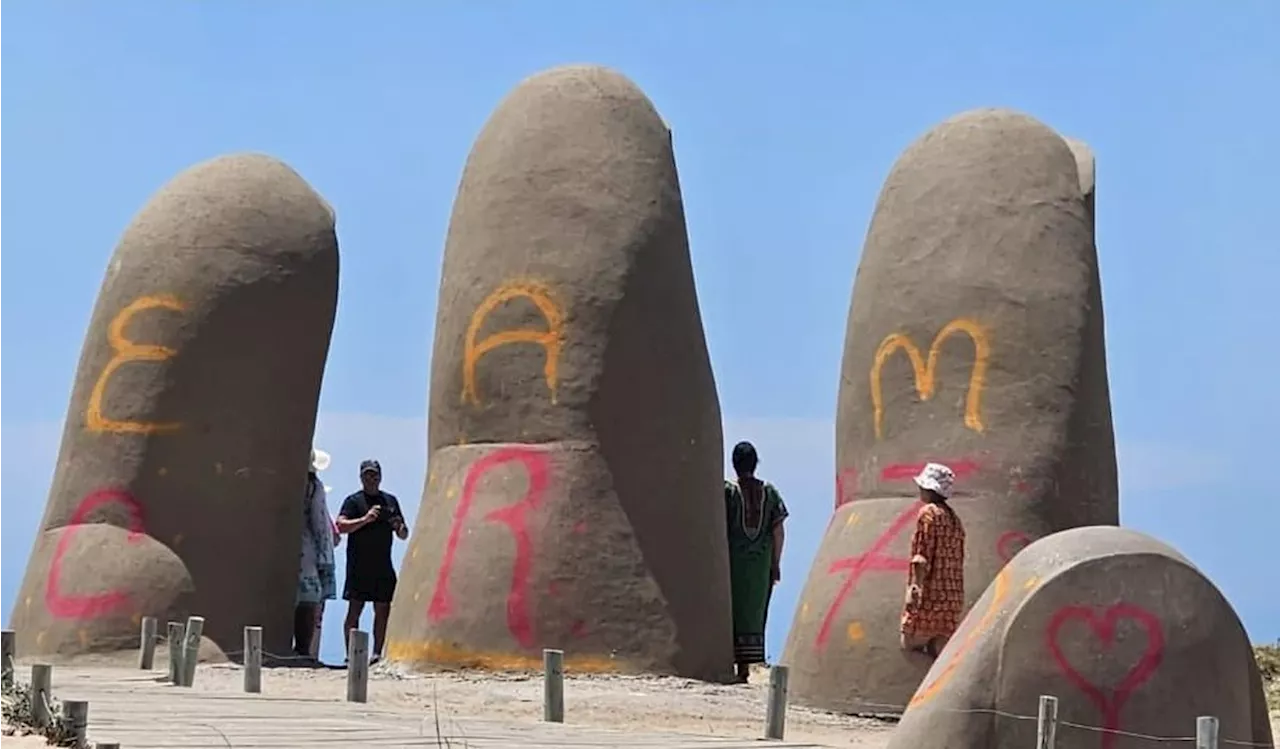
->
[889,527,1274,749]
[782,109,1118,713]
[8,154,339,659]
[386,65,729,681]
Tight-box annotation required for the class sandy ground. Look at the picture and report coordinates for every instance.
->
[5,654,1276,748]
[208,662,893,748]
[3,657,895,748]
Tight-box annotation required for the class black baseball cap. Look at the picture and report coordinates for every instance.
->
[359,459,381,476]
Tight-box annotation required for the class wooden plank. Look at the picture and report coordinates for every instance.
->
[47,666,828,749]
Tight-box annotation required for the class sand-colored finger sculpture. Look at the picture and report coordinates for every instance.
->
[8,155,339,658]
[889,527,1275,748]
[385,65,730,680]
[782,110,1119,713]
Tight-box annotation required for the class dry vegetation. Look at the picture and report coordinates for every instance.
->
[1,679,84,747]
[1256,642,1280,714]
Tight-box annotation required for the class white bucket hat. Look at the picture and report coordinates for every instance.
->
[311,448,332,473]
[913,462,956,499]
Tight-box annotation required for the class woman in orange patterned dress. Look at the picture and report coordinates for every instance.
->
[900,462,966,658]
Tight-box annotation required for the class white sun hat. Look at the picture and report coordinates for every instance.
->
[913,462,956,499]
[311,448,332,473]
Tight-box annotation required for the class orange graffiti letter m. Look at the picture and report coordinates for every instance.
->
[869,318,990,440]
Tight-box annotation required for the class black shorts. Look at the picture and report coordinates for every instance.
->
[343,571,397,603]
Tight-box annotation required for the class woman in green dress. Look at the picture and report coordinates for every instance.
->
[725,441,788,683]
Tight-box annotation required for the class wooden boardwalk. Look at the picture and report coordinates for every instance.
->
[41,666,830,749]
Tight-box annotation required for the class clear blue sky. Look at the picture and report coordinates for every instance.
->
[3,3,1277,664]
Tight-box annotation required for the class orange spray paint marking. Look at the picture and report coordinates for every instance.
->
[909,568,1011,708]
[428,447,551,649]
[461,280,564,406]
[85,294,186,434]
[869,318,990,440]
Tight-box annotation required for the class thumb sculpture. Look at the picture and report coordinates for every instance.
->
[782,110,1119,713]
[385,65,732,680]
[888,527,1275,748]
[7,154,339,658]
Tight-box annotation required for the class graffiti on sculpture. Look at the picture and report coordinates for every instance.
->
[814,505,917,650]
[46,489,146,619]
[427,446,551,648]
[835,460,981,512]
[835,469,857,509]
[816,501,1025,653]
[907,567,1013,708]
[85,294,187,435]
[880,459,980,483]
[996,531,1033,563]
[870,318,990,440]
[1045,603,1164,749]
[461,279,565,407]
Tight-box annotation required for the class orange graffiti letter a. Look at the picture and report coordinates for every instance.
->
[461,280,564,406]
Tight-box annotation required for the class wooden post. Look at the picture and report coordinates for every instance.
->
[180,615,204,688]
[1036,695,1059,749]
[1,629,14,689]
[166,621,184,685]
[137,616,158,670]
[62,699,88,748]
[543,649,564,723]
[764,665,789,740]
[243,626,262,693]
[346,629,368,703]
[1196,716,1220,749]
[30,663,53,728]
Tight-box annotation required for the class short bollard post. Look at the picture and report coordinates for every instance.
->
[1196,716,1220,749]
[764,665,789,740]
[180,615,205,688]
[166,621,184,685]
[138,616,158,670]
[1036,695,1059,749]
[346,630,369,703]
[63,699,88,748]
[243,626,263,693]
[1,629,15,689]
[543,649,564,723]
[30,663,53,728]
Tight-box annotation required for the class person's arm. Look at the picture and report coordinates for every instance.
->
[769,485,789,583]
[317,481,340,546]
[908,507,935,587]
[388,496,409,540]
[336,496,376,534]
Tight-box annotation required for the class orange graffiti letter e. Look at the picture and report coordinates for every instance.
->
[85,294,186,434]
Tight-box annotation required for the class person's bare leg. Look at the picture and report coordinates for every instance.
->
[372,602,392,658]
[901,631,933,656]
[293,603,318,657]
[343,600,365,658]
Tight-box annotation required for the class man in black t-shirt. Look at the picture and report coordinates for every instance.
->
[336,459,408,663]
